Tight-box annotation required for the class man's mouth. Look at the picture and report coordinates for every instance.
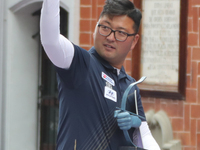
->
[104,44,115,49]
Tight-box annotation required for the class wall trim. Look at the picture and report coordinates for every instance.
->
[10,0,69,14]
[0,0,6,149]
[9,0,79,44]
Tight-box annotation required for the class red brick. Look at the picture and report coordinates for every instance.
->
[191,105,200,118]
[188,2,193,17]
[188,33,198,46]
[97,0,105,5]
[178,101,184,117]
[198,62,200,75]
[149,98,156,103]
[191,62,198,88]
[80,7,91,19]
[187,75,191,88]
[80,20,91,32]
[197,134,200,150]
[160,102,167,112]
[80,33,91,45]
[174,132,190,146]
[141,97,149,102]
[80,46,90,51]
[197,120,200,132]
[187,47,192,74]
[188,18,193,32]
[191,119,197,146]
[92,0,97,19]
[171,118,184,131]
[81,0,92,5]
[186,89,197,103]
[92,20,97,33]
[155,99,161,112]
[97,6,103,18]
[165,102,180,117]
[183,147,197,150]
[142,102,155,111]
[184,104,190,131]
[198,77,200,103]
[199,19,200,46]
[192,48,200,60]
[199,8,200,19]
[193,0,200,5]
[193,7,199,32]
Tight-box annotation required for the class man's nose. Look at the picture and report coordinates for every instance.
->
[106,31,116,41]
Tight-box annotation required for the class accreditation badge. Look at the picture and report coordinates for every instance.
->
[104,86,117,102]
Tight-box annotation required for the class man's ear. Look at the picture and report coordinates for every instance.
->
[131,34,139,50]
[93,32,95,39]
[93,23,98,39]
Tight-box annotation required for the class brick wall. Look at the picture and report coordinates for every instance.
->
[80,0,200,149]
[80,0,104,50]
[185,0,200,149]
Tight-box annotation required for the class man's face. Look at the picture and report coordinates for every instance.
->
[93,15,139,69]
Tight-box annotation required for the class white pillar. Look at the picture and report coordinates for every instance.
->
[0,0,6,149]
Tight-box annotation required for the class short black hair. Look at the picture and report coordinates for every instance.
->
[99,0,142,33]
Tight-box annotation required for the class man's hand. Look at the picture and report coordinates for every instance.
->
[114,110,141,130]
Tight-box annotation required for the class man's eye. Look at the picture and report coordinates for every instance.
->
[102,26,109,30]
[118,31,127,36]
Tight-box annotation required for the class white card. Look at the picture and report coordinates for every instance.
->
[104,86,117,102]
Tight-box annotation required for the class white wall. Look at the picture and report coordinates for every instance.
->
[0,0,6,149]
[10,0,80,44]
[4,12,39,150]
[1,0,80,150]
[62,0,80,45]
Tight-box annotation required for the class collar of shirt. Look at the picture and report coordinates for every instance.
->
[89,47,132,81]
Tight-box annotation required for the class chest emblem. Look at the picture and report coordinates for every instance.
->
[104,86,117,102]
[102,72,115,86]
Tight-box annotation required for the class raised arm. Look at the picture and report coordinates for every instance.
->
[40,0,74,69]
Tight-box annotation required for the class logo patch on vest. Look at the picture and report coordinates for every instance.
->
[102,72,115,86]
[104,86,117,102]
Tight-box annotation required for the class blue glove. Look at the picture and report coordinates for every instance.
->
[114,110,141,130]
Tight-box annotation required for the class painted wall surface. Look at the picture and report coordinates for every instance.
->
[4,9,40,150]
[0,0,6,149]
[0,0,80,150]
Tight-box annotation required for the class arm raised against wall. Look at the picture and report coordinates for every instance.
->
[40,0,74,69]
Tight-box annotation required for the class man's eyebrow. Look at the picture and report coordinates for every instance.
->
[101,20,111,25]
[100,20,129,32]
[116,27,127,31]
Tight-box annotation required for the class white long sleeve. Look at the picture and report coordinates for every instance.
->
[140,121,161,150]
[40,0,74,69]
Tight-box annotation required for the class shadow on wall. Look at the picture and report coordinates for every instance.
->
[145,110,181,150]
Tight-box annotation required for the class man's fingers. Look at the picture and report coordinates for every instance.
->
[116,111,130,118]
[114,110,135,130]
[117,117,131,123]
[118,121,132,130]
[114,110,121,117]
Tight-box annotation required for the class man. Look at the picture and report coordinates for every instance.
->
[40,0,160,149]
